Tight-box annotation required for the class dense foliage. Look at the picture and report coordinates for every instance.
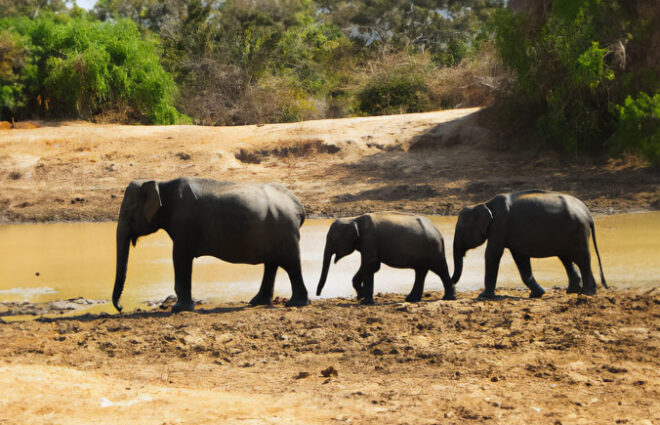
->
[0,13,188,123]
[2,0,656,166]
[491,0,659,162]
[91,0,503,125]
[1,0,502,124]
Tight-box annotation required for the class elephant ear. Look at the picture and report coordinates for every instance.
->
[475,204,493,236]
[141,180,162,222]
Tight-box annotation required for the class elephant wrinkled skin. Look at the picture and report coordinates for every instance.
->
[112,177,310,313]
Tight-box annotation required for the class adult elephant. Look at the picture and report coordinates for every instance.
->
[316,212,455,304]
[452,190,607,298]
[112,177,310,313]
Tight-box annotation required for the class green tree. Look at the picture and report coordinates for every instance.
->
[492,0,659,158]
[0,30,29,121]
[0,15,188,123]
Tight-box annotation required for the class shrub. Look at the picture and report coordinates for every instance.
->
[608,92,660,164]
[0,15,186,124]
[355,67,432,116]
[491,0,660,158]
[0,30,28,121]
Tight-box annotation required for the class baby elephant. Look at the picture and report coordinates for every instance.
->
[316,212,455,304]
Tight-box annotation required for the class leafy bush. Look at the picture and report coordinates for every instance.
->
[0,30,27,120]
[355,67,432,116]
[608,92,660,164]
[0,15,187,124]
[491,0,660,159]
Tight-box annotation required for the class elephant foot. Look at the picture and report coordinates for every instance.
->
[172,299,195,313]
[442,292,457,301]
[566,284,582,294]
[285,297,311,307]
[477,290,496,299]
[359,298,375,305]
[248,294,272,306]
[405,293,422,303]
[529,288,545,298]
[581,286,597,296]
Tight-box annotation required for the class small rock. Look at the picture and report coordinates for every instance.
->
[321,366,338,378]
[294,371,310,379]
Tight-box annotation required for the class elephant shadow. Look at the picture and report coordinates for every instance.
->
[471,294,527,302]
[36,305,247,323]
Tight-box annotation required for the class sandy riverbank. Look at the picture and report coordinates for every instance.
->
[1,108,658,223]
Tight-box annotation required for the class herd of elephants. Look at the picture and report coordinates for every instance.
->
[111,177,607,313]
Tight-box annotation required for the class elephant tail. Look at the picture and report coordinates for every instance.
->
[590,221,608,289]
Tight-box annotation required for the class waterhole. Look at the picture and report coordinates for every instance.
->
[0,212,658,316]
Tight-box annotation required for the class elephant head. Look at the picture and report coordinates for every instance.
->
[452,204,493,284]
[316,219,359,296]
[112,180,162,312]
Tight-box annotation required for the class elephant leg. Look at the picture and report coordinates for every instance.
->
[249,263,278,306]
[360,272,376,305]
[574,251,597,296]
[282,258,310,307]
[511,251,545,298]
[172,248,194,312]
[480,243,504,299]
[560,257,582,294]
[352,268,366,299]
[406,269,428,302]
[433,256,455,300]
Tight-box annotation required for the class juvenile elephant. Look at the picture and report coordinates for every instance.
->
[316,212,455,304]
[112,177,310,313]
[451,190,607,299]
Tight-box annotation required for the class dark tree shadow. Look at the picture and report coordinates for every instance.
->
[324,108,660,215]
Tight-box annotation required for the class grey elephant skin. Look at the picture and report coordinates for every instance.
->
[316,212,455,304]
[452,190,607,299]
[112,177,310,313]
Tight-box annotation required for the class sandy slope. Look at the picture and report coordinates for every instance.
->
[1,289,659,424]
[1,108,658,222]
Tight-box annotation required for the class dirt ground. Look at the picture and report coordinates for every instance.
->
[1,110,659,424]
[1,107,659,223]
[0,289,658,424]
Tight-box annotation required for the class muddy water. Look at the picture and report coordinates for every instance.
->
[0,213,658,315]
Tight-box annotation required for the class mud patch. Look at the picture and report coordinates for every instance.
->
[0,297,106,317]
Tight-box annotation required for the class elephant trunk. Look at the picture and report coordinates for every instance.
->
[112,223,131,313]
[452,243,464,284]
[316,247,333,296]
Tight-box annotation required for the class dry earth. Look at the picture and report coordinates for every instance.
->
[1,110,659,424]
[0,289,659,424]
[1,108,659,223]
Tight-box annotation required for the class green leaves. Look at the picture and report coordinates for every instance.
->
[575,41,614,90]
[491,0,659,161]
[0,29,28,117]
[0,15,187,123]
[356,66,431,116]
[609,92,660,164]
